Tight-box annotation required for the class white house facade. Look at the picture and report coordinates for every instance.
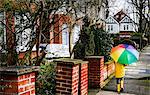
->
[119,16,135,32]
[106,10,136,35]
[106,16,119,34]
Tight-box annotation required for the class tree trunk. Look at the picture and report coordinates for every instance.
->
[6,11,17,65]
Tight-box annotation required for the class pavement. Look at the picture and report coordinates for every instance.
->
[89,45,150,95]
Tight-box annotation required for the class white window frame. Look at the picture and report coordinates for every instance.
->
[62,24,69,45]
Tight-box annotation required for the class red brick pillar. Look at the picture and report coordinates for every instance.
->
[79,61,88,95]
[54,59,80,95]
[54,59,88,95]
[0,66,39,95]
[85,56,104,88]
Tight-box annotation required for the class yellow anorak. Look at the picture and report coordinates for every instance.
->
[115,62,125,78]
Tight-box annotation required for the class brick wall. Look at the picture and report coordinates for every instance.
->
[55,61,79,95]
[49,14,71,44]
[100,58,104,87]
[72,65,79,95]
[85,56,104,88]
[107,62,115,77]
[54,59,88,95]
[103,65,108,80]
[0,67,38,95]
[80,62,88,95]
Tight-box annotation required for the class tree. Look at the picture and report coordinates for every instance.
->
[73,16,95,59]
[93,25,113,62]
[74,16,113,61]
[0,0,107,66]
[128,0,150,49]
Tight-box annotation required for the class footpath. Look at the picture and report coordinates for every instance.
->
[89,45,150,95]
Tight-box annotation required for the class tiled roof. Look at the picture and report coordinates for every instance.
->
[114,10,127,22]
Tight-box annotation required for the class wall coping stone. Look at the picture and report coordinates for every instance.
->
[0,66,40,75]
[85,56,104,59]
[80,61,88,64]
[54,58,87,65]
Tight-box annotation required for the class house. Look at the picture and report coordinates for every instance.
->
[105,16,119,34]
[41,14,71,58]
[106,10,136,38]
[0,1,72,59]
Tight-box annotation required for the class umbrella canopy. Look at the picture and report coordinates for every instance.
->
[110,44,139,64]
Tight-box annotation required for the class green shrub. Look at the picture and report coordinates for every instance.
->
[93,28,113,62]
[36,60,56,95]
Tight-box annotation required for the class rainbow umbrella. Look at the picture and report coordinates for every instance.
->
[110,44,139,64]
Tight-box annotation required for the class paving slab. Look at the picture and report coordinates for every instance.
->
[96,90,136,95]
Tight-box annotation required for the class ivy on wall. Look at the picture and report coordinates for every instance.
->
[36,60,56,95]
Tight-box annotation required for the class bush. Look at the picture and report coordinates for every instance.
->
[36,60,56,95]
[93,28,113,62]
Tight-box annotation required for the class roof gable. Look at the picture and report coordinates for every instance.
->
[120,15,133,23]
[106,16,119,24]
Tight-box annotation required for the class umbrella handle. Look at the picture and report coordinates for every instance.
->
[123,64,128,66]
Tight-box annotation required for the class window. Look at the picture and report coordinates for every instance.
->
[72,24,80,45]
[124,25,126,30]
[111,25,113,31]
[124,25,129,30]
[108,25,110,31]
[126,25,129,30]
[62,24,69,45]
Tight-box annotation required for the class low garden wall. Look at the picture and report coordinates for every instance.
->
[84,56,115,89]
[1,57,114,95]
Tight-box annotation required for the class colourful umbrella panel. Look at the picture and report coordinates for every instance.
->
[110,44,139,64]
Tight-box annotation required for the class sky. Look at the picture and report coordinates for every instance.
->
[108,0,139,23]
[109,0,126,15]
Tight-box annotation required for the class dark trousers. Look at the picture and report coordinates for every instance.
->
[116,77,124,84]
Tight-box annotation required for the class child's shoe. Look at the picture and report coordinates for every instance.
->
[120,88,124,92]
